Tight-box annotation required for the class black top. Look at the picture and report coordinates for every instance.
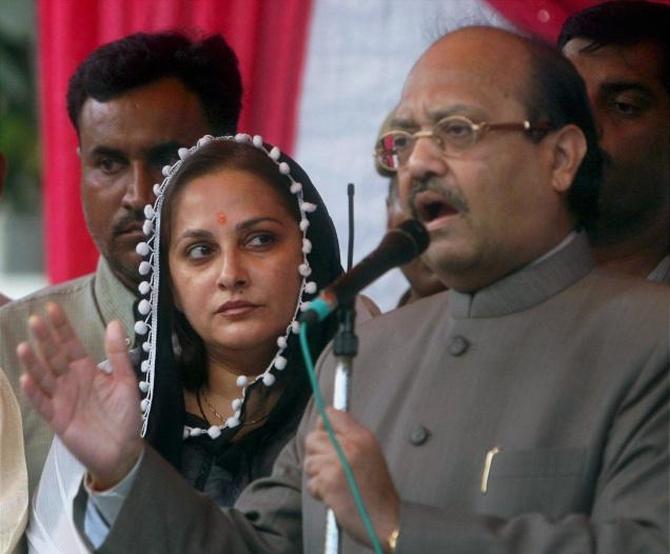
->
[181,408,302,507]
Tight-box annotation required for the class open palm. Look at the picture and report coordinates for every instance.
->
[19,302,144,488]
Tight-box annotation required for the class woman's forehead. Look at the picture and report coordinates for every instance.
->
[172,169,296,224]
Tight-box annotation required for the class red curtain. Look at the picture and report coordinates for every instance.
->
[485,0,670,42]
[37,0,313,283]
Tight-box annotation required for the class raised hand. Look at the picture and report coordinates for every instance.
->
[304,407,400,552]
[19,302,143,489]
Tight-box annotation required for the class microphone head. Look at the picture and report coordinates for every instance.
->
[307,218,431,319]
[389,219,430,265]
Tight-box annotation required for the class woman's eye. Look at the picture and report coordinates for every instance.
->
[247,233,276,248]
[186,244,211,259]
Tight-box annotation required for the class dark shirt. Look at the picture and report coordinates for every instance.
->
[181,411,300,507]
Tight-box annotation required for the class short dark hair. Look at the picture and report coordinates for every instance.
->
[523,38,603,229]
[67,31,243,134]
[558,0,670,93]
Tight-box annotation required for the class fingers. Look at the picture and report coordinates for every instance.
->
[306,474,323,502]
[307,410,362,459]
[313,409,346,433]
[17,341,57,396]
[20,372,55,423]
[324,407,358,432]
[104,320,135,379]
[26,302,90,378]
[304,427,344,503]
[27,314,72,376]
[46,302,88,361]
[304,452,336,502]
[304,451,330,478]
[305,426,332,456]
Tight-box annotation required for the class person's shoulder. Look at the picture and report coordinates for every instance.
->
[0,272,96,321]
[581,268,670,307]
[571,269,670,344]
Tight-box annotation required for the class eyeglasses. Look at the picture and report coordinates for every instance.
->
[374,115,552,172]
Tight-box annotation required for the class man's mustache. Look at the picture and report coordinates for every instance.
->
[112,209,146,237]
[409,179,468,218]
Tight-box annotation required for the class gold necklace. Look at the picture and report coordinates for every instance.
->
[199,386,271,427]
[200,386,226,422]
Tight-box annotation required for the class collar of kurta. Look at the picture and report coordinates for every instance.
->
[94,256,137,340]
[449,232,595,319]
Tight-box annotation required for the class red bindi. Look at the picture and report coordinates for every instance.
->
[217,212,227,224]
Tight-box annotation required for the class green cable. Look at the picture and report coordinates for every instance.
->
[300,323,384,554]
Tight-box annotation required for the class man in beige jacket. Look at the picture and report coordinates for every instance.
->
[0,31,242,498]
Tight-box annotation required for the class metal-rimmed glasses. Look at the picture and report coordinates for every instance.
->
[374,115,552,171]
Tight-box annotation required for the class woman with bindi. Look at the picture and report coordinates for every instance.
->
[25,135,347,550]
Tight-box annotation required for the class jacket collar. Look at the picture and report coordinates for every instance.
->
[94,257,137,335]
[449,232,594,318]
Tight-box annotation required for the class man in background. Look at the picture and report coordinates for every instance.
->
[559,0,670,282]
[0,30,243,495]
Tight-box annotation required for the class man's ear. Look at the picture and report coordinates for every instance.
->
[548,124,587,193]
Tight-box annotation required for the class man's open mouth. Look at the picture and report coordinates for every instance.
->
[414,191,459,225]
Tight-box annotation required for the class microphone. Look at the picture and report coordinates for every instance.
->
[302,219,430,323]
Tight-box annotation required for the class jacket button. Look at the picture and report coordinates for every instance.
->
[448,335,470,356]
[409,424,429,445]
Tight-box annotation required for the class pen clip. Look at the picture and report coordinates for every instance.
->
[480,446,501,494]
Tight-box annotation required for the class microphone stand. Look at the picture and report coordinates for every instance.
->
[324,300,358,554]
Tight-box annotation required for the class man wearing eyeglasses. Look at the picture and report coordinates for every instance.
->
[19,26,669,554]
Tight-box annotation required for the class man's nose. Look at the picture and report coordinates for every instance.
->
[397,138,448,210]
[405,134,448,181]
[121,162,157,210]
